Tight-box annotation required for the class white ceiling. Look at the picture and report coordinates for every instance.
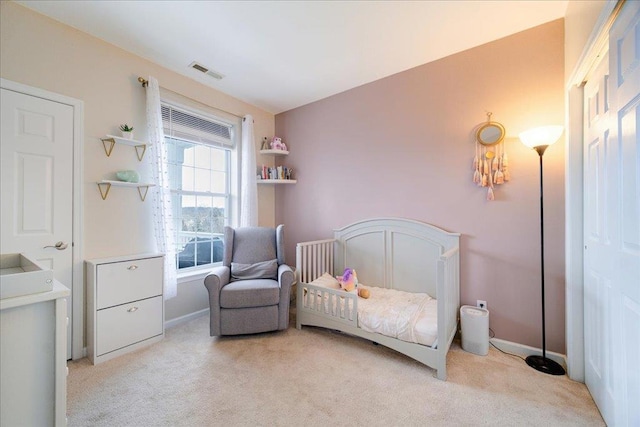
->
[17,1,568,114]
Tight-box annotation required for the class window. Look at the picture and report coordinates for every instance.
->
[162,103,236,271]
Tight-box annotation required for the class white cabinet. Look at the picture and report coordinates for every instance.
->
[86,253,164,364]
[0,281,70,426]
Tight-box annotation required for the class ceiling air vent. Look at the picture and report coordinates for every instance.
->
[189,61,224,80]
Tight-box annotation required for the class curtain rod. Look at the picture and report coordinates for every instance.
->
[137,76,245,121]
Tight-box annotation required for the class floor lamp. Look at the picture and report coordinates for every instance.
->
[519,125,566,376]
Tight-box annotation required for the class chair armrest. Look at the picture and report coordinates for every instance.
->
[278,264,295,290]
[277,264,295,330]
[204,266,230,292]
[204,266,230,337]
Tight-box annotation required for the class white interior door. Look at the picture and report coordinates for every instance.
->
[0,88,74,358]
[608,2,640,425]
[583,50,616,425]
[583,2,640,425]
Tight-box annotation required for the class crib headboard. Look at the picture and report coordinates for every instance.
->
[333,218,460,296]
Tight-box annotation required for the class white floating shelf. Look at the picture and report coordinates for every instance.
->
[100,135,149,161]
[260,149,289,156]
[97,180,156,201]
[100,180,154,187]
[104,135,148,147]
[257,179,297,185]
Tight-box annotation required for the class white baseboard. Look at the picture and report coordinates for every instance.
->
[165,308,209,330]
[73,347,88,361]
[490,338,567,369]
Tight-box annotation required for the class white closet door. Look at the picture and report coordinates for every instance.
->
[584,2,639,425]
[608,2,640,425]
[583,50,616,426]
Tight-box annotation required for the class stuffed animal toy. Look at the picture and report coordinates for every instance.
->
[270,137,287,151]
[337,267,357,292]
[337,268,370,298]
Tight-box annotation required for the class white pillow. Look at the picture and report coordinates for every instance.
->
[309,272,340,289]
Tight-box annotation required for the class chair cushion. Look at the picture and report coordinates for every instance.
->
[231,259,277,280]
[231,227,277,264]
[220,279,280,308]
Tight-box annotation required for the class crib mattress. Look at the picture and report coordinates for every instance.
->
[305,274,438,347]
[357,287,438,347]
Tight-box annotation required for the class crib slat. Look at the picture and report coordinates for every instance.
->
[307,246,312,283]
[304,245,308,283]
[329,242,334,275]
[305,245,308,283]
[301,245,306,283]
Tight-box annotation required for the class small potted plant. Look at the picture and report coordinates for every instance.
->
[120,124,134,139]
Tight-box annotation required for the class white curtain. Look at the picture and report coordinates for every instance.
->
[240,115,258,227]
[146,76,177,299]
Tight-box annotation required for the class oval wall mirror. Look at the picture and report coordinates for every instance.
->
[476,121,506,146]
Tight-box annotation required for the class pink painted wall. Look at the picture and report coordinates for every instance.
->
[275,20,566,353]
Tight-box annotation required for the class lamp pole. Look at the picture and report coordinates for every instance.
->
[525,144,565,375]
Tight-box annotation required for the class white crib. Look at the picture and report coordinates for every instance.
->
[296,217,460,380]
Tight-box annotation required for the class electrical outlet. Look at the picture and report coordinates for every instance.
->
[477,300,487,310]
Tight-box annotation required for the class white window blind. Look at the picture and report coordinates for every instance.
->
[161,103,234,147]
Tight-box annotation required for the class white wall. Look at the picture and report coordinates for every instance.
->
[0,2,277,331]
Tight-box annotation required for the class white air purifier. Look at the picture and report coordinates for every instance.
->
[460,305,489,356]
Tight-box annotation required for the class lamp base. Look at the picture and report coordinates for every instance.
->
[525,355,566,376]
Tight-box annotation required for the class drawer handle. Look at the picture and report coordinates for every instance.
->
[127,306,139,313]
[127,265,138,270]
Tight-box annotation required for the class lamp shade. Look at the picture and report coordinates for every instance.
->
[519,126,564,149]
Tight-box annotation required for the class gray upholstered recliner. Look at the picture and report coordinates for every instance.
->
[203,224,295,336]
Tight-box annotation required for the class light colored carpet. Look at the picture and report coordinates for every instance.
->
[68,312,604,426]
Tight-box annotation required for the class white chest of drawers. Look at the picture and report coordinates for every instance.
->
[0,281,69,426]
[86,253,164,364]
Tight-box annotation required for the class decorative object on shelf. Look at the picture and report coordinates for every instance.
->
[259,165,294,181]
[519,125,565,376]
[100,135,148,161]
[261,137,270,150]
[473,113,508,201]
[119,124,134,139]
[116,170,140,183]
[270,136,287,151]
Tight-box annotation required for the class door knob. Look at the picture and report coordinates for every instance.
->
[44,241,68,250]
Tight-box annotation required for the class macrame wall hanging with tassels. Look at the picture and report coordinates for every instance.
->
[473,113,509,201]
